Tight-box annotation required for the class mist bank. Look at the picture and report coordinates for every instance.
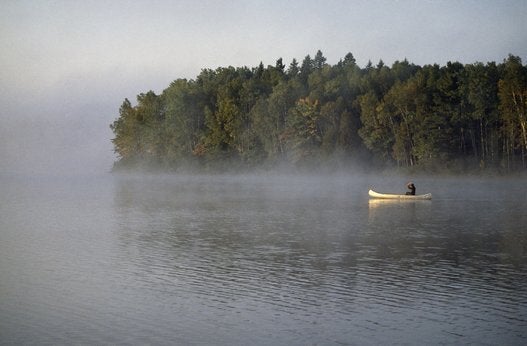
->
[111,156,527,180]
[0,68,167,177]
[110,51,527,175]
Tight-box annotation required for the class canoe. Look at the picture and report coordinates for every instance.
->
[368,189,432,200]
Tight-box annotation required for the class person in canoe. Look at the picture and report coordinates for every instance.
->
[406,182,416,195]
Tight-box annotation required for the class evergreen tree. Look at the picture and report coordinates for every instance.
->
[313,50,327,69]
[287,58,299,78]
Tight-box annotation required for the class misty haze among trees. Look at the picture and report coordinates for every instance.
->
[110,51,527,173]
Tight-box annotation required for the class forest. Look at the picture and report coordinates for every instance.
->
[110,51,527,173]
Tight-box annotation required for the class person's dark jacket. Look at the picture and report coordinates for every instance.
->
[406,183,416,195]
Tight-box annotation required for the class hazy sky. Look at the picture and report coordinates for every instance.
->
[1,0,526,175]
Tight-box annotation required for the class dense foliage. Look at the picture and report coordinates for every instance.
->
[110,51,527,173]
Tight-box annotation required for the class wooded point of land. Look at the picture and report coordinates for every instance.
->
[110,51,527,173]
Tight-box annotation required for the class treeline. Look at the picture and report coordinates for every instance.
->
[110,51,527,172]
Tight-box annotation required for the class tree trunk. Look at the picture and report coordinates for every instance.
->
[480,117,485,163]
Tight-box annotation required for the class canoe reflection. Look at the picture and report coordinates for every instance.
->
[368,198,432,207]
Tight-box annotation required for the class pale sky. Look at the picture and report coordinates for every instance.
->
[1,0,526,175]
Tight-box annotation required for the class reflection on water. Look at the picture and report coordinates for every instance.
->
[1,174,526,345]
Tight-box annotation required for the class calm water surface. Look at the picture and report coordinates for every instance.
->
[1,173,526,345]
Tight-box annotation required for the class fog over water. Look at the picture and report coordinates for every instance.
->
[0,74,154,176]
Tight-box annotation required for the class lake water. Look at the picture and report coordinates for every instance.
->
[1,173,526,345]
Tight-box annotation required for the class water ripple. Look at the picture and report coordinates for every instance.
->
[2,174,526,345]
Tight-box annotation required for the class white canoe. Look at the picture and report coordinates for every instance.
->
[368,189,432,200]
